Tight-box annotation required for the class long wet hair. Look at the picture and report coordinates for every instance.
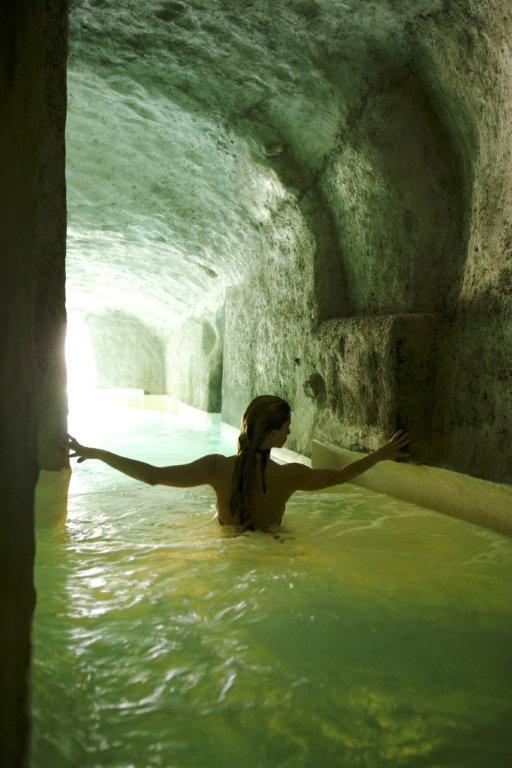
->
[229,395,291,525]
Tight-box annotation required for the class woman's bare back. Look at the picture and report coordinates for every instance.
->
[213,454,295,528]
[61,429,410,529]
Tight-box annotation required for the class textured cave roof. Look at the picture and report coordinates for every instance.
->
[66,0,442,335]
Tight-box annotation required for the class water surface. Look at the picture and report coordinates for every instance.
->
[32,406,512,767]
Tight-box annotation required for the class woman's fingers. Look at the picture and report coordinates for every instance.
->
[384,431,411,460]
[391,431,410,445]
[60,434,88,462]
[65,448,88,462]
[60,434,81,449]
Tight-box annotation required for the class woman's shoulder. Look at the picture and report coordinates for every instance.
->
[216,454,236,464]
[213,454,236,478]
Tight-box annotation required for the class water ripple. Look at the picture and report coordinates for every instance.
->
[32,408,512,768]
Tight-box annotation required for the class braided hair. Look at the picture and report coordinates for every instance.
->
[229,395,291,526]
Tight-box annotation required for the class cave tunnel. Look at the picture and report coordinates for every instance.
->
[1,1,512,765]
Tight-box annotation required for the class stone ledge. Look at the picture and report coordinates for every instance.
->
[34,468,71,528]
[312,439,512,537]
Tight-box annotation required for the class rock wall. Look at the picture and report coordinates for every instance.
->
[36,0,69,472]
[407,0,512,484]
[321,69,465,316]
[165,311,223,412]
[222,199,440,462]
[222,1,512,485]
[86,310,165,394]
[0,2,67,765]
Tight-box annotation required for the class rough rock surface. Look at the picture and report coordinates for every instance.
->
[87,310,165,393]
[65,0,442,332]
[65,0,511,484]
[36,0,69,472]
[165,311,223,411]
[222,218,440,463]
[0,2,68,765]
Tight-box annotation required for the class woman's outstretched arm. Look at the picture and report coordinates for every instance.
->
[285,430,410,492]
[60,435,219,487]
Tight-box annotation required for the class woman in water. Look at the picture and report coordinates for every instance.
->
[61,395,410,529]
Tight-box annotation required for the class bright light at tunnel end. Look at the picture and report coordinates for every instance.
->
[65,310,98,414]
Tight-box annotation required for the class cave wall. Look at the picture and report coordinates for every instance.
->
[222,197,439,461]
[408,0,512,483]
[86,310,165,394]
[321,69,465,316]
[221,0,512,485]
[165,311,223,412]
[0,2,68,765]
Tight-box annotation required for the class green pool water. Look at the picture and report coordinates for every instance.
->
[32,406,512,768]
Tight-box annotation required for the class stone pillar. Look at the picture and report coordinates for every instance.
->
[0,2,68,765]
[36,0,69,472]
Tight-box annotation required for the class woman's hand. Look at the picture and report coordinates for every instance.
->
[59,434,96,463]
[374,430,410,462]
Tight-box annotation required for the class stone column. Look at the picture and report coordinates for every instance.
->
[0,2,68,765]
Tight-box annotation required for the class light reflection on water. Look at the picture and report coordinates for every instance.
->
[32,407,512,767]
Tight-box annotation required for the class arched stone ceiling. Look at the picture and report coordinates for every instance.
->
[66,0,443,335]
